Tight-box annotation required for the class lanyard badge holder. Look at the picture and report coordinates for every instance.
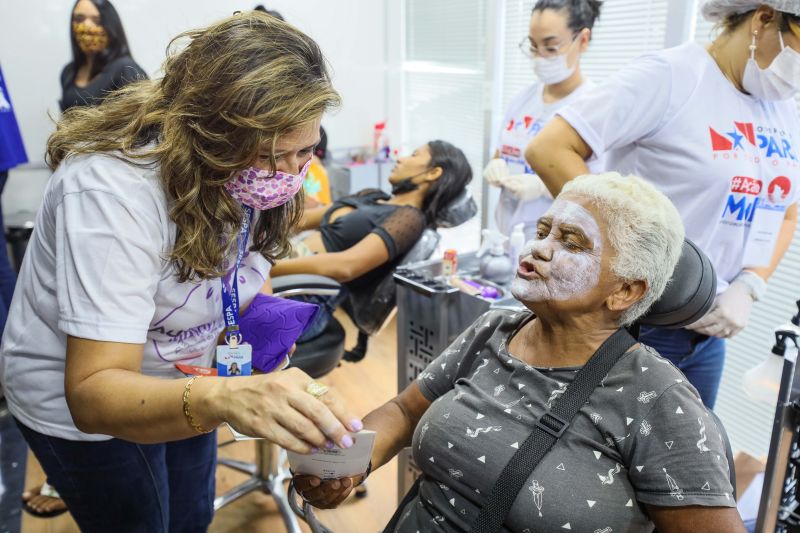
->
[217,207,254,377]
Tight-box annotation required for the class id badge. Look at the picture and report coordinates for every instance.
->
[743,200,786,268]
[216,343,252,376]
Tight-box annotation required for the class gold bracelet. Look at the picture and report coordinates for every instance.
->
[182,376,212,434]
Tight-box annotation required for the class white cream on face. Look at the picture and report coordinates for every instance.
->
[511,198,604,302]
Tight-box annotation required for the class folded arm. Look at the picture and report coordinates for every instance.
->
[299,205,329,231]
[271,232,390,283]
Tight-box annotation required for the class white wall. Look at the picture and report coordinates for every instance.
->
[0,0,387,214]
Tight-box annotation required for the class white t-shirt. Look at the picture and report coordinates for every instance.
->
[559,42,800,293]
[494,79,604,238]
[0,152,270,440]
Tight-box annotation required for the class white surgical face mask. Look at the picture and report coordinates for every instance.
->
[742,31,800,101]
[531,52,577,85]
[530,34,580,85]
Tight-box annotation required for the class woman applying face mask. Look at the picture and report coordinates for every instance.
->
[484,0,604,240]
[528,0,800,410]
[1,13,363,531]
[60,0,146,111]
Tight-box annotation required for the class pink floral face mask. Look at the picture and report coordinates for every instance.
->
[225,159,311,210]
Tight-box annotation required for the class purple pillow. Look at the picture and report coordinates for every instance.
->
[239,293,319,373]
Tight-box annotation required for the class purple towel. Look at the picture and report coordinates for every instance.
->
[239,293,320,373]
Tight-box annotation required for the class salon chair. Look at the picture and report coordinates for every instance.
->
[213,191,478,531]
[287,238,738,533]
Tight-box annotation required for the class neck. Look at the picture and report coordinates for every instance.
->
[707,30,749,94]
[513,311,619,368]
[542,68,584,102]
[390,184,428,208]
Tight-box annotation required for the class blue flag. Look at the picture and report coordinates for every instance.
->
[0,64,28,172]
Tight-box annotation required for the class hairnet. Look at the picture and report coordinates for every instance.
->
[702,0,800,21]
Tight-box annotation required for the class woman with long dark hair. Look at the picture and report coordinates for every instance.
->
[60,0,146,111]
[484,0,603,241]
[270,140,473,345]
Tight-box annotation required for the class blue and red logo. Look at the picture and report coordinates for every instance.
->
[506,114,545,137]
[722,175,792,223]
[709,122,796,160]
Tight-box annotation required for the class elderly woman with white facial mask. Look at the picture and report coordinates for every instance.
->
[294,173,745,533]
[528,0,800,410]
[483,0,604,240]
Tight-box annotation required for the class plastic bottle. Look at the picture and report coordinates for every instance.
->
[372,121,388,161]
[743,329,798,405]
[476,229,514,283]
[509,223,526,264]
[442,249,458,277]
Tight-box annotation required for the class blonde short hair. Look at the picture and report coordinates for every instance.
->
[561,172,685,325]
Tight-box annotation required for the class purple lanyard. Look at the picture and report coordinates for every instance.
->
[220,206,253,346]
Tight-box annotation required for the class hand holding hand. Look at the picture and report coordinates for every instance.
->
[293,473,366,509]
[202,367,362,454]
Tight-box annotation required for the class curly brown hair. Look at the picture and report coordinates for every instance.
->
[47,12,341,282]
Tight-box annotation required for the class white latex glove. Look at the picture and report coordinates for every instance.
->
[503,174,553,202]
[483,158,510,187]
[685,272,765,338]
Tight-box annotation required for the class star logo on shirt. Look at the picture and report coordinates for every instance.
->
[726,129,745,150]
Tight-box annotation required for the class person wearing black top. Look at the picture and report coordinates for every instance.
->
[59,0,146,111]
[270,140,473,339]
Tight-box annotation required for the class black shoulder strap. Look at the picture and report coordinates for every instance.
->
[470,328,637,533]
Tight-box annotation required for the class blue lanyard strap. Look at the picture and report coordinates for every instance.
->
[221,205,254,346]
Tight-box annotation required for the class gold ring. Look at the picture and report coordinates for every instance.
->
[305,381,329,399]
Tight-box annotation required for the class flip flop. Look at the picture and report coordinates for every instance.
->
[21,481,68,518]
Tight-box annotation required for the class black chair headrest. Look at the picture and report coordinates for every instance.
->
[435,190,478,228]
[638,239,716,329]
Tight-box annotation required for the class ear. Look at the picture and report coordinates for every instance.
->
[751,5,777,34]
[578,28,591,53]
[425,166,444,182]
[605,279,647,316]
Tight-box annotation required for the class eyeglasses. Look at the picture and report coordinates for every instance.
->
[518,31,582,59]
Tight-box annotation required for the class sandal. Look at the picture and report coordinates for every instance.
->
[21,481,68,518]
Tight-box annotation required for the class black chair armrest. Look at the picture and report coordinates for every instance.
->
[271,274,342,299]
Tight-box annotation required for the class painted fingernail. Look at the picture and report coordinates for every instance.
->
[310,478,320,487]
[341,435,354,448]
[311,447,319,454]
[350,419,364,431]
[326,440,335,450]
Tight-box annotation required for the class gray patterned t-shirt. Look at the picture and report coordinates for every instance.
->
[393,310,735,533]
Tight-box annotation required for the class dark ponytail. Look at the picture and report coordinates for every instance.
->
[532,0,603,34]
[422,140,473,227]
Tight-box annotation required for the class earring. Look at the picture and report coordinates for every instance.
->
[749,30,758,53]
